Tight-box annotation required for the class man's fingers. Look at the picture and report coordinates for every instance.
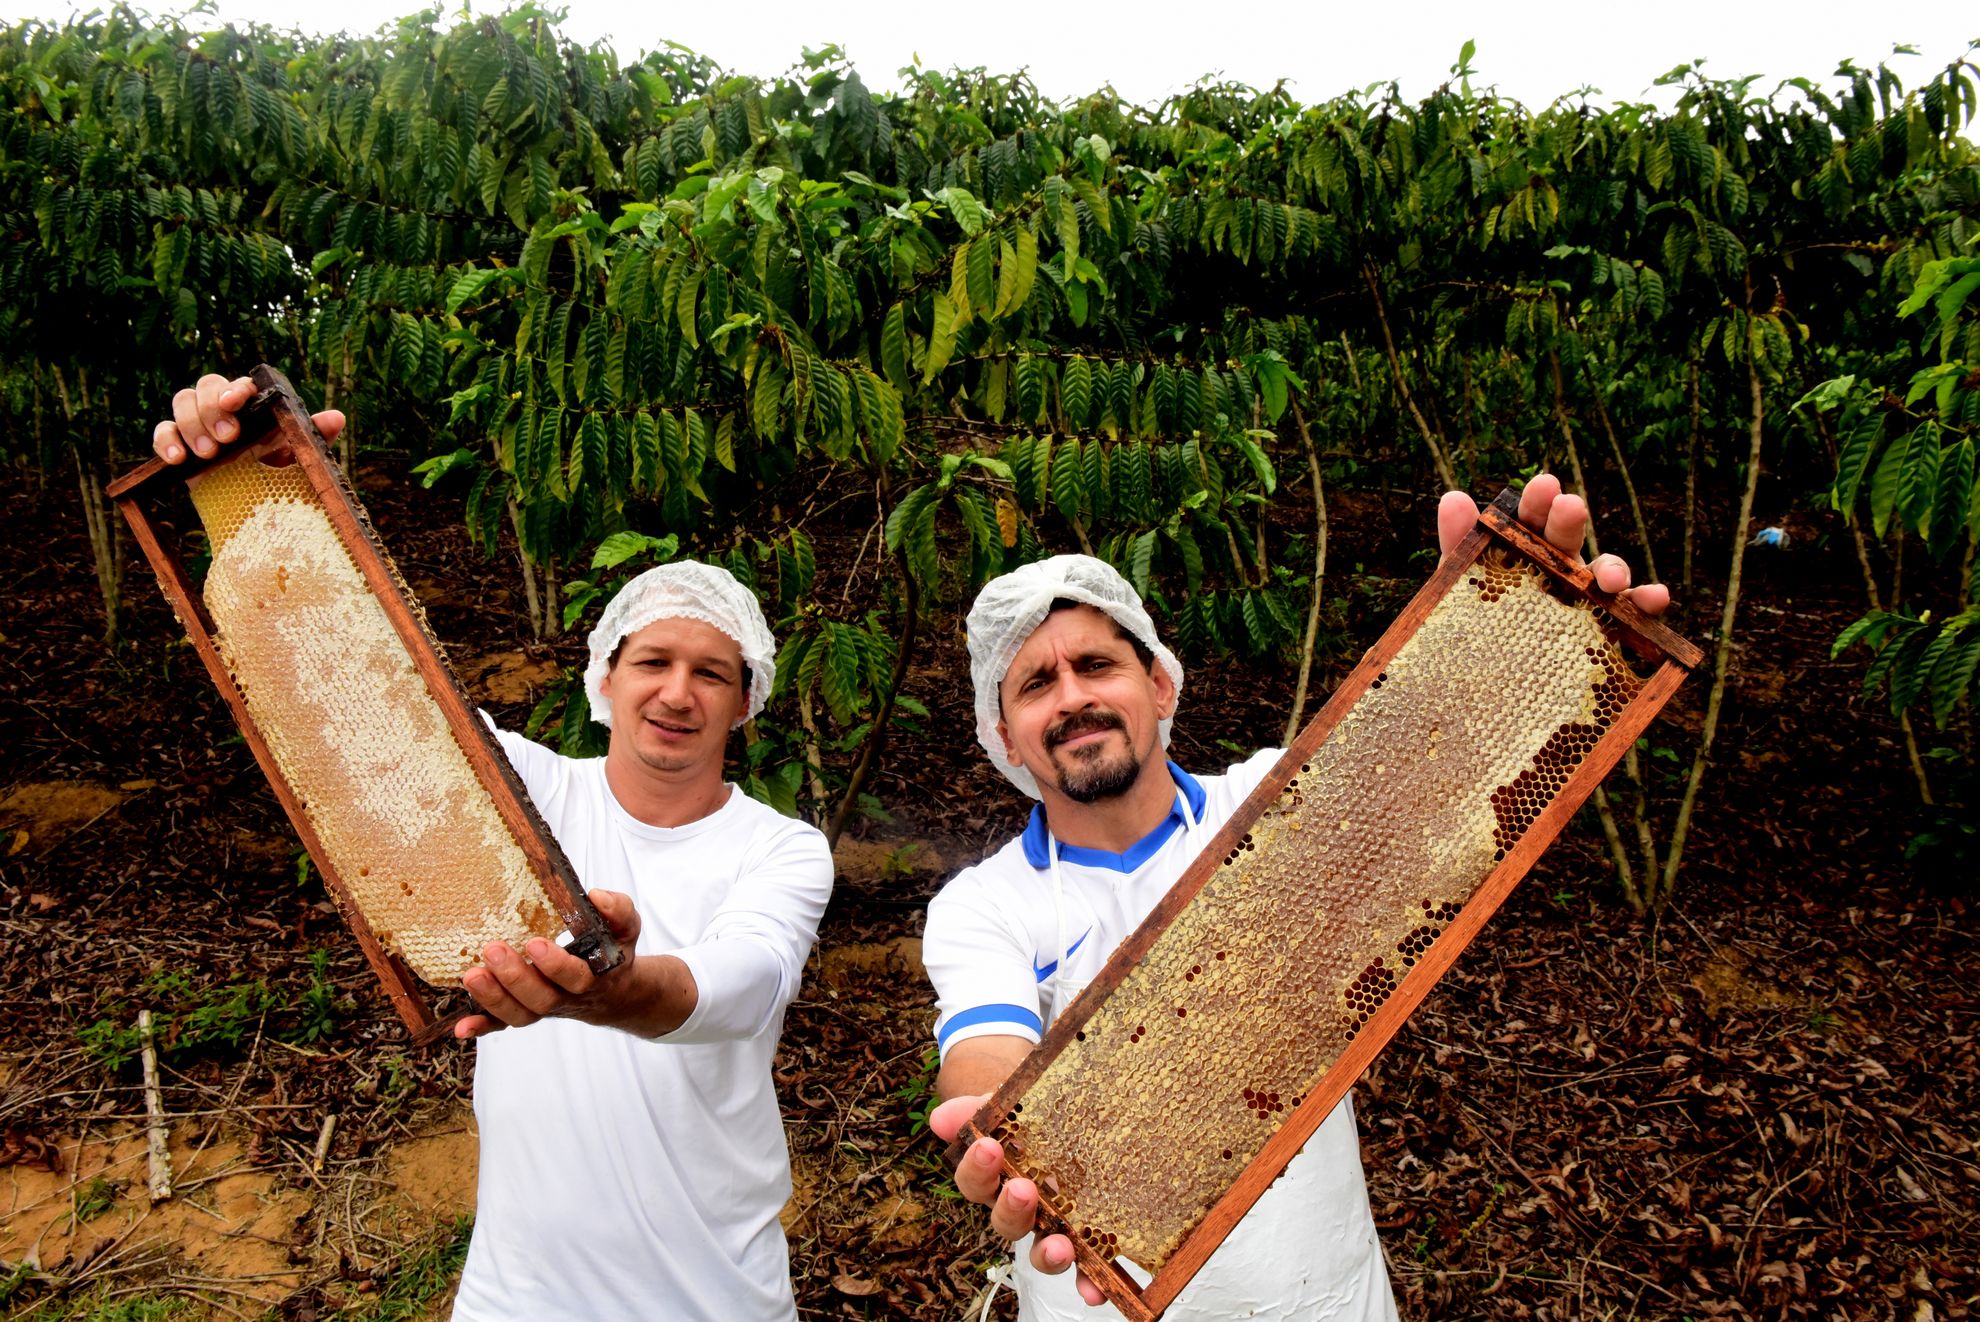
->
[927,1095,986,1145]
[152,420,188,464]
[463,950,548,1026]
[460,966,537,1028]
[1542,492,1589,559]
[1623,583,1671,617]
[171,388,215,460]
[587,889,642,945]
[1518,472,1563,530]
[524,938,596,996]
[195,373,246,446]
[1435,490,1476,557]
[1028,1229,1075,1275]
[1590,553,1632,594]
[453,1012,506,1040]
[989,1177,1040,1242]
[1077,1273,1105,1306]
[951,1134,1005,1204]
[312,409,346,441]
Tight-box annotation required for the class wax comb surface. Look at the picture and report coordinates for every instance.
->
[110,366,619,1040]
[949,495,1699,1320]
[191,459,559,986]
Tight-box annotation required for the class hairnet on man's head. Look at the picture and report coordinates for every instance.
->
[965,555,1184,799]
[584,561,776,729]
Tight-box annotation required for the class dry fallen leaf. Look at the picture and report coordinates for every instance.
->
[832,1274,883,1297]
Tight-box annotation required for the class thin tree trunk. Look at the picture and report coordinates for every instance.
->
[542,555,559,637]
[1556,350,1654,907]
[1362,263,1460,491]
[51,365,123,644]
[1682,355,1701,596]
[1806,407,1885,610]
[1285,400,1330,743]
[1582,355,1659,584]
[1594,788,1642,911]
[508,496,545,639]
[336,347,356,477]
[1458,352,1481,482]
[1339,332,1364,391]
[794,685,831,808]
[1659,341,1768,904]
[74,449,124,646]
[826,503,921,851]
[1547,351,1601,561]
[1898,712,1936,806]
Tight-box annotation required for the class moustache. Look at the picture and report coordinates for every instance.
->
[1045,710,1126,750]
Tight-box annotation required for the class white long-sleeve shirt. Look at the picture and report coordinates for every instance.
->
[924,750,1399,1322]
[451,729,832,1322]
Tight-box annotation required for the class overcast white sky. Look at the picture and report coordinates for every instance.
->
[107,0,1980,110]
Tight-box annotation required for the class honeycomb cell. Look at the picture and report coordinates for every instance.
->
[996,551,1650,1270]
[191,457,564,986]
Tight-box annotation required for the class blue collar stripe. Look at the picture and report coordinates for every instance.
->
[1020,761,1207,872]
[937,1003,1044,1050]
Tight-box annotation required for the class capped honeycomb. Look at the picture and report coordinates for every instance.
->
[994,550,1646,1270]
[189,456,562,986]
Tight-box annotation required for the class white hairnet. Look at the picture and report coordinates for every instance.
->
[584,561,776,728]
[965,554,1184,799]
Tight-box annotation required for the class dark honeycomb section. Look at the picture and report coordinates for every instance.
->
[991,553,1650,1270]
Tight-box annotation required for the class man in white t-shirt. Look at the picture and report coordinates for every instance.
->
[924,479,1670,1320]
[154,377,833,1322]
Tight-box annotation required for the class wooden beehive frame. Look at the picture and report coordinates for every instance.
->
[944,489,1702,1320]
[108,365,621,1045]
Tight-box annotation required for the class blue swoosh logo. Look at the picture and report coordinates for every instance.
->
[1034,929,1093,981]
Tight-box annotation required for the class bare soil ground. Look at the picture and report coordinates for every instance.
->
[1,458,1973,1320]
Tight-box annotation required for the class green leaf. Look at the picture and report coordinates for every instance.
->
[933,186,989,236]
[1232,432,1277,495]
[1052,434,1086,523]
[591,531,678,571]
[676,265,703,348]
[447,267,506,315]
[923,293,959,383]
[1792,374,1855,414]
[1061,356,1092,429]
[411,448,478,489]
[1128,529,1157,596]
[881,302,909,391]
[1869,428,1911,537]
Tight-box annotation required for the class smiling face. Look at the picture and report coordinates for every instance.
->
[598,616,748,779]
[996,604,1175,804]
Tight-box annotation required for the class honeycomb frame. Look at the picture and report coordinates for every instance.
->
[944,490,1702,1321]
[109,365,622,1044]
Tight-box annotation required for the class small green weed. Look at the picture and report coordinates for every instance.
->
[71,1175,119,1222]
[343,1217,474,1321]
[77,953,352,1070]
[894,1046,940,1138]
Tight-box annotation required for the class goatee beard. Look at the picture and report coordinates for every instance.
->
[1046,710,1141,804]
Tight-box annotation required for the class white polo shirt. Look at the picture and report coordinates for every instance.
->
[452,728,833,1322]
[923,750,1398,1322]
